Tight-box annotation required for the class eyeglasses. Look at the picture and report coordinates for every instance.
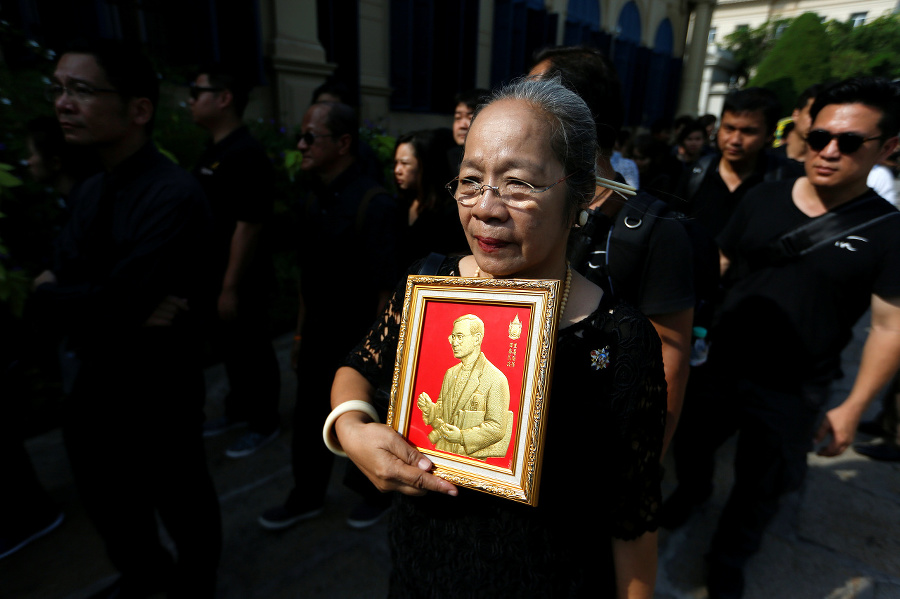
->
[448,333,471,343]
[806,129,884,154]
[45,82,120,103]
[445,173,573,207]
[297,131,336,146]
[189,85,223,100]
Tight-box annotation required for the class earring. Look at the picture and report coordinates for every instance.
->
[578,210,589,227]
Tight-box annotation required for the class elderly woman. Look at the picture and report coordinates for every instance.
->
[327,78,665,598]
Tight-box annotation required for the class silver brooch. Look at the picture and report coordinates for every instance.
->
[590,346,610,370]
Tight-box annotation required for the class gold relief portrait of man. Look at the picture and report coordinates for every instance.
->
[416,314,513,459]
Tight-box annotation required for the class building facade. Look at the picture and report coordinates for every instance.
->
[3,0,711,135]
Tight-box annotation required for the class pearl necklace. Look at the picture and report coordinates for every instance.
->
[473,263,572,319]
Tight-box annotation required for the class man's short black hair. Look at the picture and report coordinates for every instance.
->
[312,78,352,106]
[810,77,900,138]
[453,89,489,112]
[530,45,624,153]
[673,114,695,130]
[318,101,359,157]
[698,114,717,128]
[676,119,707,145]
[63,39,159,133]
[722,87,782,134]
[794,82,828,112]
[198,63,253,118]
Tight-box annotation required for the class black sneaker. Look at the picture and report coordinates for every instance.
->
[0,511,64,560]
[202,416,248,438]
[346,500,391,529]
[225,429,279,458]
[854,441,900,462]
[258,505,324,531]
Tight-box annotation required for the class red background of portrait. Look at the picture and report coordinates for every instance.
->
[406,300,531,469]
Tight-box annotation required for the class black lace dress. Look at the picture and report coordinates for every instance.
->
[343,256,666,598]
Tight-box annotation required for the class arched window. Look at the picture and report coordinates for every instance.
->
[653,18,673,55]
[564,0,600,46]
[390,0,480,112]
[490,0,558,86]
[644,18,680,127]
[613,1,643,125]
[616,1,641,43]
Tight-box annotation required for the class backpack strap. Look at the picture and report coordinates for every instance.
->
[685,154,717,202]
[606,192,669,301]
[418,252,446,275]
[746,194,899,270]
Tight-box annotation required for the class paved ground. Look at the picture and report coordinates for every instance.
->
[3,318,899,599]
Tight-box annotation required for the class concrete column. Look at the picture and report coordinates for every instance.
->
[359,0,393,124]
[676,0,715,117]
[267,0,335,128]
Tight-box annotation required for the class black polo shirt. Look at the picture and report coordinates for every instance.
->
[193,125,275,284]
[36,142,211,354]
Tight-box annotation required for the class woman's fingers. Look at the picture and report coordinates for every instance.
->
[342,421,457,497]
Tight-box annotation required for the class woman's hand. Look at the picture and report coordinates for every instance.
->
[335,410,458,497]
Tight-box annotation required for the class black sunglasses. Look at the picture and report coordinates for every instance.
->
[189,85,223,100]
[297,131,336,145]
[806,129,883,154]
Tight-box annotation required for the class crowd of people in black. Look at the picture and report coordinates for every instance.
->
[2,37,900,599]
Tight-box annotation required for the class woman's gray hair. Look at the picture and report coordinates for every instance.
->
[471,76,598,219]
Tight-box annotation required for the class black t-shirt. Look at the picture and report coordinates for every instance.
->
[714,180,900,385]
[674,152,805,240]
[678,155,765,239]
[193,126,275,284]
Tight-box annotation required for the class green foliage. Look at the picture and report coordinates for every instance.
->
[361,121,397,187]
[750,13,832,114]
[0,162,23,189]
[721,19,790,83]
[827,14,900,79]
[725,12,900,105]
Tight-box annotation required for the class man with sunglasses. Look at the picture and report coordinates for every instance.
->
[667,77,900,599]
[189,64,281,459]
[32,40,221,598]
[258,101,398,531]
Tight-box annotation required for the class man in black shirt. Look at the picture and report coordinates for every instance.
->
[258,101,398,530]
[666,78,900,598]
[673,87,802,240]
[189,64,281,458]
[33,41,220,597]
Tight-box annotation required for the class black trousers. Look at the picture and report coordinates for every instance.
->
[672,357,827,565]
[286,321,385,512]
[214,291,280,434]
[63,334,221,598]
[0,380,57,526]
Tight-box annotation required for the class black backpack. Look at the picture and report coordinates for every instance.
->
[569,190,720,329]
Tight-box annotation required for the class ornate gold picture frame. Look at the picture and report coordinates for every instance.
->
[387,275,562,506]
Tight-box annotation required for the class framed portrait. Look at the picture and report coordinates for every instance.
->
[387,275,562,506]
